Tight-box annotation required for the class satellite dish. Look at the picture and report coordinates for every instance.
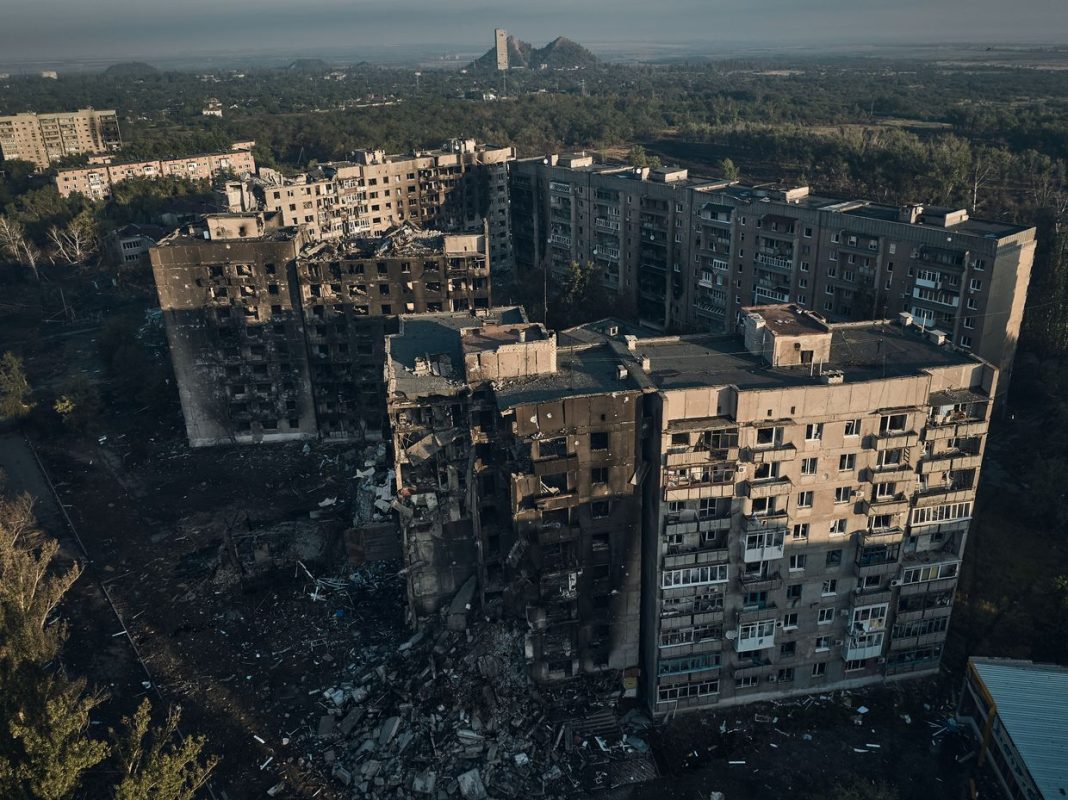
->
[725,630,738,640]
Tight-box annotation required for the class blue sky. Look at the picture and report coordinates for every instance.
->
[0,0,1065,62]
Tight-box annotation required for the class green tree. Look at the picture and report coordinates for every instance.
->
[0,491,218,799]
[720,158,740,181]
[53,374,101,432]
[113,700,218,800]
[0,353,33,421]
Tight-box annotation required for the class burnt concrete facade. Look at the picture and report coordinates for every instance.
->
[386,311,645,683]
[152,215,491,447]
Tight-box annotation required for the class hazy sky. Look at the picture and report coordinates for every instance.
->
[0,0,1066,63]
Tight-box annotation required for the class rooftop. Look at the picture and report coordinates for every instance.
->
[300,223,484,260]
[522,156,1032,240]
[386,308,528,400]
[492,342,640,409]
[568,311,980,394]
[969,657,1068,800]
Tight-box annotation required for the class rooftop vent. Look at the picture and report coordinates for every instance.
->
[898,311,914,328]
[640,355,651,371]
[616,364,628,381]
[927,330,948,346]
[624,334,638,352]
[821,370,845,385]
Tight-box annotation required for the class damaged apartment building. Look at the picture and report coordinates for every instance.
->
[386,303,995,709]
[221,139,516,275]
[385,310,643,682]
[151,211,491,446]
[511,153,1035,389]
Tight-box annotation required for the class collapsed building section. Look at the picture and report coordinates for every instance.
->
[152,215,491,446]
[385,310,644,682]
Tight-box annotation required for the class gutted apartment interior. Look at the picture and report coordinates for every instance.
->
[385,310,645,682]
[153,215,490,446]
[151,212,316,447]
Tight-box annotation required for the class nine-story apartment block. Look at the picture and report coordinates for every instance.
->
[510,154,1035,392]
[0,108,121,168]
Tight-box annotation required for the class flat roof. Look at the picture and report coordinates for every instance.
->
[744,304,829,337]
[634,321,977,393]
[493,343,640,409]
[970,658,1068,800]
[461,323,547,355]
[386,307,527,400]
[521,157,1031,239]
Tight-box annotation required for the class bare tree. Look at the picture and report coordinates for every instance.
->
[0,216,42,280]
[47,222,97,267]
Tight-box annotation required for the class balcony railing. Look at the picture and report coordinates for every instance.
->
[756,253,794,271]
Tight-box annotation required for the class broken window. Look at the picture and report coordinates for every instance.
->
[591,501,611,519]
[538,437,567,459]
[591,467,608,485]
[590,431,609,450]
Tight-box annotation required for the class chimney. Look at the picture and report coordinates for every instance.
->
[518,328,527,343]
[640,355,651,371]
[616,364,628,381]
[624,335,638,351]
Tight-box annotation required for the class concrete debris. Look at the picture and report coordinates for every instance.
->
[457,769,487,800]
[299,613,655,800]
[446,576,478,632]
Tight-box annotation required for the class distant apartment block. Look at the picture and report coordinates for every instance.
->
[255,139,515,274]
[495,28,510,70]
[56,145,255,200]
[0,108,120,168]
[151,212,491,447]
[510,154,1036,388]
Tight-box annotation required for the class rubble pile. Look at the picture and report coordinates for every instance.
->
[281,606,656,799]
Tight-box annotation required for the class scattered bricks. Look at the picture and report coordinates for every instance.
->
[447,577,478,632]
[317,715,337,739]
[412,770,437,794]
[379,716,402,746]
[331,765,352,787]
[362,759,382,779]
[339,707,365,736]
[456,768,487,800]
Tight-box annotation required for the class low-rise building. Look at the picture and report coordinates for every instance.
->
[957,657,1068,800]
[105,223,165,267]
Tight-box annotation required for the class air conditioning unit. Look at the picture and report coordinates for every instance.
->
[767,675,778,683]
[776,620,784,628]
[890,579,902,587]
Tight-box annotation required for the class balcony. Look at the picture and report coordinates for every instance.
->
[746,443,797,463]
[756,252,794,271]
[593,246,620,261]
[871,430,920,450]
[549,181,572,195]
[844,632,885,661]
[918,451,983,474]
[923,419,987,441]
[753,286,790,304]
[737,570,782,592]
[664,515,732,538]
[744,478,792,500]
[913,485,976,507]
[743,512,788,532]
[889,630,947,651]
[894,604,952,625]
[594,217,621,232]
[664,549,730,570]
[664,480,736,502]
[549,234,572,248]
[899,576,959,597]
[861,495,911,515]
[734,624,777,653]
[743,534,786,563]
[737,603,777,624]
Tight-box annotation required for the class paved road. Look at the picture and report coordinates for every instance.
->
[0,432,67,535]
